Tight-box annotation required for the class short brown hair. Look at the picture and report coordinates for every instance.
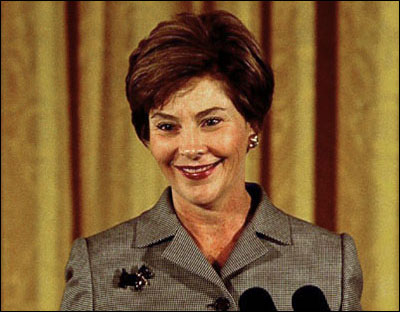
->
[125,10,274,143]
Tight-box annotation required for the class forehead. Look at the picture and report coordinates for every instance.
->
[152,76,234,114]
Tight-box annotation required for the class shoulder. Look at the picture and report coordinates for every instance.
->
[288,214,341,243]
[83,208,153,254]
[284,213,359,264]
[78,186,178,260]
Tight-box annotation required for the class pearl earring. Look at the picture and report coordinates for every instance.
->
[248,134,259,149]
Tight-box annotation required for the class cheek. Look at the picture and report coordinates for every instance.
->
[149,136,176,166]
[209,127,248,157]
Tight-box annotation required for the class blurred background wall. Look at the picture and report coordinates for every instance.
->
[1,1,398,310]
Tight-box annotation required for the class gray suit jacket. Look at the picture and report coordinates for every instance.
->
[60,183,363,311]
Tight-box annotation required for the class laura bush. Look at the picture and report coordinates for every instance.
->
[61,11,362,311]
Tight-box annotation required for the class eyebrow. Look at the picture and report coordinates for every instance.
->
[150,107,227,121]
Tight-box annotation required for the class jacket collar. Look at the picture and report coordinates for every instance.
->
[133,187,181,248]
[132,183,292,248]
[246,183,292,245]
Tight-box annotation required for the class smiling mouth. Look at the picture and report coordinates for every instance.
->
[175,159,224,175]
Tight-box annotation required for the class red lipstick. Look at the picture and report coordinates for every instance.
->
[175,159,223,180]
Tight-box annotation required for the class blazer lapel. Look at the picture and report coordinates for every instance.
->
[221,183,293,279]
[133,186,226,288]
[161,226,225,288]
[133,187,180,248]
[220,223,269,279]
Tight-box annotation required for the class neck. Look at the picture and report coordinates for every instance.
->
[171,182,252,239]
[172,182,252,269]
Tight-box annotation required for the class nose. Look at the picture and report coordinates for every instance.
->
[180,148,206,160]
[179,129,206,160]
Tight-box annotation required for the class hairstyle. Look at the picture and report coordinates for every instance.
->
[125,10,274,144]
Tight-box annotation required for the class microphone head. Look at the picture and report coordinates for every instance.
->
[292,285,331,311]
[239,287,277,311]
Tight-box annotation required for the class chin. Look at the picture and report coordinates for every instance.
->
[177,182,222,206]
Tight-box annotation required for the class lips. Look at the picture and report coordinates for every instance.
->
[175,159,223,180]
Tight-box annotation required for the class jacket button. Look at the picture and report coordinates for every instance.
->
[213,297,230,311]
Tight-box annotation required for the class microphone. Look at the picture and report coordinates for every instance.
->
[239,287,277,311]
[292,285,331,311]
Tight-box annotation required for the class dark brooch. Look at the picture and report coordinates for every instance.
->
[118,265,154,291]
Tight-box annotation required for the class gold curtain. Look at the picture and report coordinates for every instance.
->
[2,1,398,310]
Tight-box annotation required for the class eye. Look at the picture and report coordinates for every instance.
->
[156,123,176,131]
[202,117,222,127]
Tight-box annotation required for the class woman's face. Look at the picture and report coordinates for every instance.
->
[148,76,255,207]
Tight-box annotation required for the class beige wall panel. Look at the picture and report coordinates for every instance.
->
[337,2,399,310]
[191,1,205,14]
[78,2,108,237]
[269,2,315,222]
[1,2,72,310]
[2,4,40,309]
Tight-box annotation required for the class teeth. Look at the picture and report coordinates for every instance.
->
[182,164,214,174]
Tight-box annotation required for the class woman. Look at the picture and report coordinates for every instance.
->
[61,11,362,311]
